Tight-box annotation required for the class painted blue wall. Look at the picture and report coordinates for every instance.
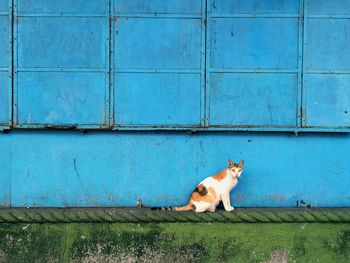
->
[1,1,350,208]
[0,131,349,208]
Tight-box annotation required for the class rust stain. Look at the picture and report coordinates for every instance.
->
[268,194,287,203]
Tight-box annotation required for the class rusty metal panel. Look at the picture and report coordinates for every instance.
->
[302,0,350,128]
[0,0,11,129]
[113,0,205,128]
[13,0,111,129]
[206,0,301,129]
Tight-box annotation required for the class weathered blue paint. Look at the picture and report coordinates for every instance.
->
[303,0,350,128]
[0,131,349,207]
[4,0,349,131]
[0,0,350,208]
[113,0,205,128]
[210,73,298,127]
[207,0,301,130]
[115,73,201,126]
[13,0,110,128]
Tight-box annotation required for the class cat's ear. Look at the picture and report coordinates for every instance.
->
[238,160,245,168]
[228,159,234,167]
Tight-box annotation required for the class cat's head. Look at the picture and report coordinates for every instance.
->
[228,160,244,178]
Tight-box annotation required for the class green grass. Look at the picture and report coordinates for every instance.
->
[0,223,349,262]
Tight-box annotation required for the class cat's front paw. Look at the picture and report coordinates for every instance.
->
[225,206,235,212]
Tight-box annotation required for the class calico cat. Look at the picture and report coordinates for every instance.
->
[152,160,244,213]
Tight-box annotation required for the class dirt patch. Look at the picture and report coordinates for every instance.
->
[265,248,289,263]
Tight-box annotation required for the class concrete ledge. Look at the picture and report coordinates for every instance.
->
[1,207,350,223]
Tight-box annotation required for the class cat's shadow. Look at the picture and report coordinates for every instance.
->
[216,202,225,210]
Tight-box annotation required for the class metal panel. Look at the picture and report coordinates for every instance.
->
[302,1,350,128]
[17,72,106,126]
[17,17,106,68]
[210,73,298,126]
[4,131,350,207]
[114,18,201,69]
[17,0,107,14]
[115,73,201,125]
[210,18,299,69]
[14,0,110,129]
[306,19,350,70]
[0,17,10,67]
[307,0,350,15]
[11,132,198,207]
[211,0,300,14]
[207,0,300,129]
[114,0,201,15]
[0,135,11,207]
[304,75,350,127]
[113,0,205,128]
[0,0,11,129]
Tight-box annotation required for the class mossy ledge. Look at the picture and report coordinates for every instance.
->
[0,207,350,223]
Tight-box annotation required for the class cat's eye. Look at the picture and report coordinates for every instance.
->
[238,169,242,172]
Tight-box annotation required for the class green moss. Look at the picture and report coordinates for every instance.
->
[0,223,349,262]
[0,223,65,263]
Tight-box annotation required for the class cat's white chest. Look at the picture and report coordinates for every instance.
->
[220,176,237,193]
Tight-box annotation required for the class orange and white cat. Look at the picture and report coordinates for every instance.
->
[152,160,244,213]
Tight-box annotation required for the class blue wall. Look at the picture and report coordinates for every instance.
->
[1,131,349,207]
[1,1,350,208]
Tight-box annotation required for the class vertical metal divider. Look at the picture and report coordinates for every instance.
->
[296,0,305,132]
[12,0,17,127]
[301,0,308,127]
[107,0,113,128]
[199,0,207,128]
[9,0,13,128]
[204,0,210,127]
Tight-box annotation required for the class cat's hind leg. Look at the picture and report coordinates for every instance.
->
[192,201,211,213]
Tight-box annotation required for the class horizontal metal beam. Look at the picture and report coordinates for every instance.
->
[16,67,107,73]
[209,68,298,73]
[16,13,107,18]
[211,14,300,18]
[7,125,350,133]
[113,14,202,19]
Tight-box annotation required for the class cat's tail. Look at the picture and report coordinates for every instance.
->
[151,203,194,211]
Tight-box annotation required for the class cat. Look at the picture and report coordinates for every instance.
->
[152,160,244,213]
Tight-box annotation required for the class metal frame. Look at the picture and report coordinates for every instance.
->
[1,0,349,132]
[205,0,301,132]
[297,0,305,129]
[301,0,350,130]
[112,0,206,130]
[12,0,111,129]
[0,0,12,131]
